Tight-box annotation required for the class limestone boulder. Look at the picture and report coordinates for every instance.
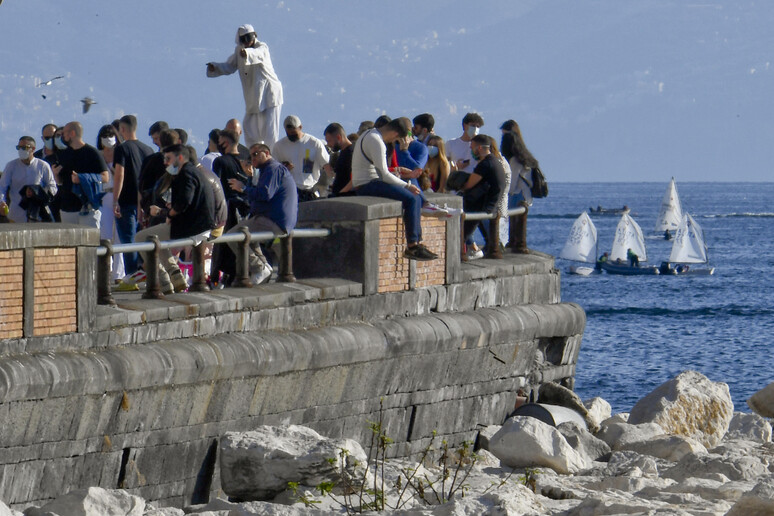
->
[476,424,501,452]
[143,508,185,516]
[748,382,774,418]
[660,477,756,502]
[596,420,665,450]
[605,450,661,478]
[0,501,20,516]
[628,370,733,448]
[29,487,144,516]
[556,420,611,462]
[619,434,707,462]
[219,425,368,501]
[726,477,774,516]
[488,416,590,474]
[726,411,772,443]
[562,489,684,515]
[222,502,333,515]
[663,452,769,482]
[583,397,612,432]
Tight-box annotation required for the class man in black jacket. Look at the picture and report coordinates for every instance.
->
[135,144,215,294]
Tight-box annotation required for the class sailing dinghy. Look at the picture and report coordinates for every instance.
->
[600,213,660,275]
[654,177,683,233]
[559,212,599,276]
[666,213,715,275]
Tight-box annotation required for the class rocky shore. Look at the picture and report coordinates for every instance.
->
[6,370,774,515]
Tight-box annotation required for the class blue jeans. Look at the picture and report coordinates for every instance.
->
[115,204,138,275]
[356,180,422,244]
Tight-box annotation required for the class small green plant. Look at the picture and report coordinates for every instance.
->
[287,481,322,508]
[518,467,540,493]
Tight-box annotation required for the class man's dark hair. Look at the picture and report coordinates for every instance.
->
[19,136,36,147]
[41,123,57,134]
[119,115,138,132]
[148,121,169,137]
[162,143,189,160]
[462,112,484,126]
[471,134,491,147]
[220,129,239,145]
[412,113,434,131]
[385,118,409,138]
[208,128,222,143]
[374,115,392,129]
[158,129,180,149]
[174,128,188,145]
[323,123,346,137]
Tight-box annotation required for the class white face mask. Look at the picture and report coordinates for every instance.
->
[101,136,117,148]
[466,125,480,138]
[18,148,32,160]
[166,163,180,176]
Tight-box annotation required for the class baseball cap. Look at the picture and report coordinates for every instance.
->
[284,115,302,129]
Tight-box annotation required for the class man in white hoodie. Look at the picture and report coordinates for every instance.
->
[206,24,284,147]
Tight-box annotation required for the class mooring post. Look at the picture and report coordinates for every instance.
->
[142,235,164,299]
[234,226,253,288]
[97,239,116,305]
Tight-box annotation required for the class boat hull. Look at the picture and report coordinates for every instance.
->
[568,265,597,276]
[600,261,660,275]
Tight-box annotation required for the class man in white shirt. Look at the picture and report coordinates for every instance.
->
[445,112,485,175]
[271,115,330,202]
[352,119,437,261]
[207,25,284,147]
[0,136,57,222]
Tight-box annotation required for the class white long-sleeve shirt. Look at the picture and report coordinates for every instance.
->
[351,129,408,189]
[0,157,57,222]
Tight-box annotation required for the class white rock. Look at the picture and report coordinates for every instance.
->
[562,489,687,515]
[628,370,734,448]
[605,450,661,478]
[0,500,19,516]
[476,424,501,452]
[726,411,772,443]
[583,397,612,432]
[556,421,611,462]
[219,425,368,500]
[601,412,629,425]
[619,434,707,462]
[489,416,590,474]
[660,477,756,502]
[726,477,774,516]
[224,502,333,515]
[143,508,184,516]
[748,382,774,418]
[663,452,769,482]
[33,487,144,516]
[596,420,665,450]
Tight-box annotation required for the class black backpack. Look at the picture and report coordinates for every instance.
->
[530,166,548,198]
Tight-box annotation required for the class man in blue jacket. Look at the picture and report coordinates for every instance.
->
[226,143,298,285]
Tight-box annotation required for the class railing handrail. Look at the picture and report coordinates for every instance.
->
[96,227,331,257]
[463,206,526,222]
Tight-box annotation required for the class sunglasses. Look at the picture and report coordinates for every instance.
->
[251,151,264,157]
[16,145,33,150]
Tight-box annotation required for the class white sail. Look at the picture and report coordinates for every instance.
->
[610,213,648,262]
[654,177,683,232]
[669,213,708,264]
[560,212,598,263]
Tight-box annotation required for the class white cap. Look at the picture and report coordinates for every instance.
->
[238,24,255,37]
[284,115,302,129]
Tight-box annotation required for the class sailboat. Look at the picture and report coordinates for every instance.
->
[600,213,660,275]
[559,212,599,276]
[665,213,715,275]
[654,177,683,235]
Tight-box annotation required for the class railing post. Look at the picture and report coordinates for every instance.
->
[234,226,253,288]
[97,239,116,306]
[142,235,164,299]
[509,203,529,254]
[279,235,296,283]
[487,215,503,259]
[460,212,469,262]
[189,242,210,292]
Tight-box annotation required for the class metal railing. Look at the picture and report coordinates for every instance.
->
[460,205,527,260]
[96,228,330,305]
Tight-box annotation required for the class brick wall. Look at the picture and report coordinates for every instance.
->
[378,217,409,293]
[377,217,447,293]
[415,218,446,288]
[33,248,77,336]
[0,250,24,339]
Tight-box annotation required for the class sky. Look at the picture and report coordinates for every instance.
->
[0,0,772,181]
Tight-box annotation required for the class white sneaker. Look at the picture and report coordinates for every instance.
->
[251,263,273,285]
[466,247,484,260]
[443,204,462,217]
[421,202,450,218]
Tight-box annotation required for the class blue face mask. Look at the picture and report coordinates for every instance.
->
[427,146,439,158]
[166,163,180,176]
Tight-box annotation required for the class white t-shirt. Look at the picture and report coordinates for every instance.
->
[445,137,476,174]
[200,151,221,174]
[271,134,330,191]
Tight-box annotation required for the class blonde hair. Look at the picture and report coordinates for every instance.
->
[424,135,450,192]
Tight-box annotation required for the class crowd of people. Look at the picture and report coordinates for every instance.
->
[0,24,542,292]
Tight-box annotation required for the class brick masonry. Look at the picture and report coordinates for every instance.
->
[0,250,23,339]
[377,217,447,293]
[32,248,77,336]
[415,217,446,288]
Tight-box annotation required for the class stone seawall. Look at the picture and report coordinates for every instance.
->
[0,253,584,510]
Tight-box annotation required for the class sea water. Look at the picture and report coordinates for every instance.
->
[521,182,774,414]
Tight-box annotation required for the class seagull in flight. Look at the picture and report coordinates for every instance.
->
[36,75,64,87]
[81,97,97,114]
